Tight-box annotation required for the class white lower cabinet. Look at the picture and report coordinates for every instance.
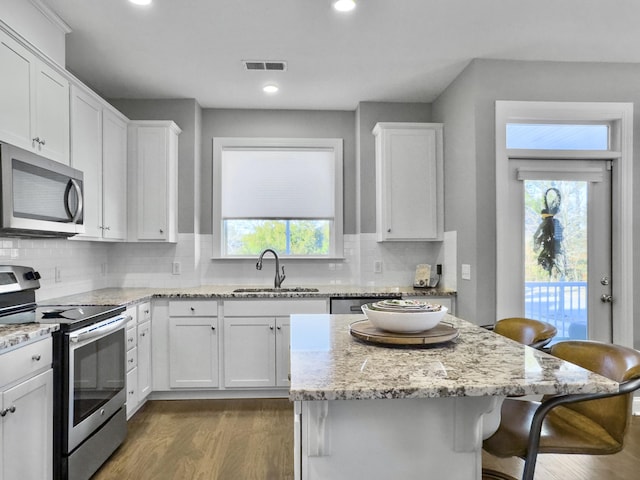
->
[168,300,219,388]
[137,319,152,400]
[223,300,327,389]
[125,301,153,419]
[0,338,53,480]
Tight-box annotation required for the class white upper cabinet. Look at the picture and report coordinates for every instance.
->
[373,122,444,242]
[101,109,128,240]
[70,85,128,241]
[128,121,181,242]
[0,28,69,164]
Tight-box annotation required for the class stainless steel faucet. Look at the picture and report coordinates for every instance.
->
[256,248,286,288]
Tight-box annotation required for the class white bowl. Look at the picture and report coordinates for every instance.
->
[361,303,448,333]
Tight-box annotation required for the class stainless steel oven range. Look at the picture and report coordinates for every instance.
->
[0,265,129,480]
[41,305,129,480]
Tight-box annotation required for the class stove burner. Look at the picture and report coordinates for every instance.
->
[41,308,66,318]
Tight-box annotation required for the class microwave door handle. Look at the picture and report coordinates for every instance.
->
[65,179,83,223]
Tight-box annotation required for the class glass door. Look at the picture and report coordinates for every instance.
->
[504,159,612,343]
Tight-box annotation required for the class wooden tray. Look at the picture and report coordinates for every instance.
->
[349,319,459,348]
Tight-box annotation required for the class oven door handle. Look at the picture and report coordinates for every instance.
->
[69,315,130,344]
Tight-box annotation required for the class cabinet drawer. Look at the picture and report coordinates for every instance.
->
[224,299,327,317]
[126,322,137,350]
[0,337,52,387]
[169,300,217,317]
[138,301,152,322]
[126,346,138,372]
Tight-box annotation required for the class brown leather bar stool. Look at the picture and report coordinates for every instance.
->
[482,340,640,480]
[491,317,558,349]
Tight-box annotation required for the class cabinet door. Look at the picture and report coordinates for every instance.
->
[70,86,103,238]
[34,62,70,164]
[1,369,53,480]
[137,320,152,401]
[102,110,128,240]
[275,317,291,387]
[169,317,218,388]
[224,317,276,388]
[0,30,33,151]
[375,123,443,241]
[126,367,138,419]
[137,127,169,240]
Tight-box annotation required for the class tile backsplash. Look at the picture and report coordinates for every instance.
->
[3,232,456,301]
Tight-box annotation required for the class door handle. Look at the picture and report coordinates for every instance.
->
[601,294,613,303]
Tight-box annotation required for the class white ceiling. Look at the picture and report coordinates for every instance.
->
[44,0,640,111]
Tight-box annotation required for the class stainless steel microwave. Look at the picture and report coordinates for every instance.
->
[0,143,84,237]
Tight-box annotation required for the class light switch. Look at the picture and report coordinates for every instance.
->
[461,264,471,280]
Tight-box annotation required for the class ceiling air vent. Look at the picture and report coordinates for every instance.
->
[243,60,287,71]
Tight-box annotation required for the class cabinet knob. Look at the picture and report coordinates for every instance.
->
[104,226,110,231]
[277,325,281,330]
[128,358,134,363]
[159,229,164,234]
[32,354,41,361]
[140,332,146,337]
[40,138,46,146]
[190,307,195,312]
[211,326,216,331]
[128,337,134,343]
[387,228,391,233]
[32,137,40,145]
[269,325,274,330]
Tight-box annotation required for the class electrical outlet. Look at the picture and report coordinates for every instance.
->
[436,264,442,275]
[172,261,181,275]
[55,266,62,283]
[374,260,383,273]
[461,264,471,280]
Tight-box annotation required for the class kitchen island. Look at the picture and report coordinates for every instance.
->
[289,314,619,480]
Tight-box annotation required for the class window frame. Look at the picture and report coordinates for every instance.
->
[212,137,344,259]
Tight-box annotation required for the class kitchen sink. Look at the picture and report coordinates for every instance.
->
[232,287,320,293]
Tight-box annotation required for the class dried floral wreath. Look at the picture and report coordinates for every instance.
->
[532,187,564,276]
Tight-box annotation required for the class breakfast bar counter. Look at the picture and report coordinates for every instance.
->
[289,314,618,480]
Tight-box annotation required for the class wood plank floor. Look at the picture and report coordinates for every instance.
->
[92,399,294,480]
[92,399,640,480]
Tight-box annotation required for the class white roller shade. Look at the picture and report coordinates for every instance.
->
[221,149,335,218]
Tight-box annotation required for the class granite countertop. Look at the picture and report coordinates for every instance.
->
[39,285,456,307]
[288,314,619,401]
[0,323,59,353]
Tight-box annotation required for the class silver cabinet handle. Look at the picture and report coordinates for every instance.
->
[8,406,15,413]
[32,354,41,361]
[128,338,135,343]
[128,358,134,363]
[140,332,146,337]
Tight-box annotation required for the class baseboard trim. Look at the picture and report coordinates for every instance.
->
[149,389,289,401]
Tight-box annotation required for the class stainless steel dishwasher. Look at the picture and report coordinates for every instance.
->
[329,296,400,314]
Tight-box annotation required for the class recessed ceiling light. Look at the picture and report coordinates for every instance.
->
[333,0,356,12]
[129,0,152,5]
[263,84,279,94]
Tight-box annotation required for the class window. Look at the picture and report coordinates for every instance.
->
[506,123,609,150]
[213,138,343,258]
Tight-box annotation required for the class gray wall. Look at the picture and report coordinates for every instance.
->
[109,98,202,234]
[200,109,356,234]
[433,59,640,343]
[356,102,432,233]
